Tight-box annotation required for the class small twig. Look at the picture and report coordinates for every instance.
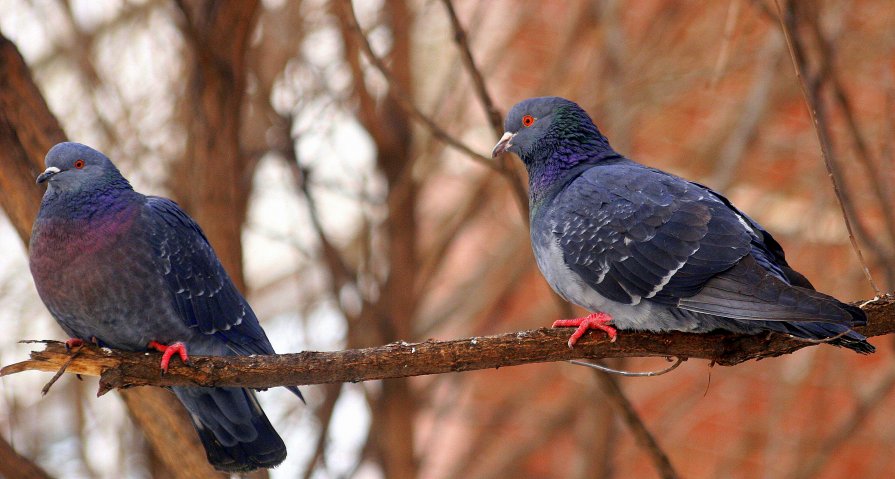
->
[438,0,530,220]
[593,372,680,479]
[340,0,496,171]
[774,0,881,294]
[341,0,532,224]
[808,17,895,280]
[439,0,503,136]
[40,345,82,395]
[785,329,851,345]
[570,356,684,377]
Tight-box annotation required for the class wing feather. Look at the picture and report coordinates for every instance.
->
[143,197,274,355]
[540,161,862,327]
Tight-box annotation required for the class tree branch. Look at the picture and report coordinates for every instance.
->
[774,0,881,294]
[593,372,679,479]
[438,0,530,220]
[439,0,503,136]
[3,297,892,394]
[339,0,493,166]
[0,434,55,479]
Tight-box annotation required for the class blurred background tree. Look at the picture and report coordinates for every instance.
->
[0,1,893,478]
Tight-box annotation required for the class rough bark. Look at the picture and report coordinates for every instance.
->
[0,32,66,244]
[0,434,55,479]
[172,0,260,291]
[119,389,224,479]
[5,297,892,392]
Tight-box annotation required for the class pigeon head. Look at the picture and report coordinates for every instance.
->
[37,142,130,195]
[492,97,616,202]
[491,97,612,165]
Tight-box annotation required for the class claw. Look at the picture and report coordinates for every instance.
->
[147,341,191,373]
[64,338,85,352]
[552,312,617,348]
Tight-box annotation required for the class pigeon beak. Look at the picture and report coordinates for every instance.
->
[36,166,60,184]
[491,131,515,158]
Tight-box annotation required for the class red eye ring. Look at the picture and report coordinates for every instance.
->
[522,115,535,127]
[74,159,85,169]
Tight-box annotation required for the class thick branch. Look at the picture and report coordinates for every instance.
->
[0,31,66,244]
[3,297,892,394]
[0,434,54,479]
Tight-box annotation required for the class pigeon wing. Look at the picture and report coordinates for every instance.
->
[143,196,275,355]
[551,164,752,306]
[553,164,859,326]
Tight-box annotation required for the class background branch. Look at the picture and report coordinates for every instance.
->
[774,0,880,294]
[593,372,679,479]
[339,0,494,168]
[0,434,54,479]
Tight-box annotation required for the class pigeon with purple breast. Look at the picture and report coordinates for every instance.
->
[492,96,873,354]
[29,142,302,472]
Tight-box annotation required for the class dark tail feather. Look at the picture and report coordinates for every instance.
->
[842,302,868,327]
[829,302,874,353]
[758,313,875,354]
[286,385,305,404]
[680,256,874,354]
[173,386,286,472]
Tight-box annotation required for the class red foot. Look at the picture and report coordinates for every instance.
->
[147,341,190,373]
[65,338,85,351]
[552,312,617,348]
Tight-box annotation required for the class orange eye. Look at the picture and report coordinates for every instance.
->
[74,159,85,169]
[522,115,535,127]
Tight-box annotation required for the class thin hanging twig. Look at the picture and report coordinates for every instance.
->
[773,0,881,294]
[40,344,83,395]
[440,0,530,215]
[570,356,685,377]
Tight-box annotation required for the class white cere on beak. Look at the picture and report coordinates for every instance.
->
[491,131,515,158]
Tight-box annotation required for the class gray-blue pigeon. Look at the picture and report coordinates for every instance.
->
[492,97,873,353]
[29,142,301,472]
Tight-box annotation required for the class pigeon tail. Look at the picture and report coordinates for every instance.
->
[755,316,875,354]
[775,299,872,354]
[173,386,286,472]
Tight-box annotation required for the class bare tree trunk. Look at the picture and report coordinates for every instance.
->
[370,2,419,477]
[334,1,420,476]
[172,0,260,292]
[0,32,66,244]
[120,389,224,478]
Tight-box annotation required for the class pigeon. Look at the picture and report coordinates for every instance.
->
[29,142,302,472]
[492,97,874,354]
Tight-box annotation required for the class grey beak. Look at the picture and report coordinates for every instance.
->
[36,166,60,184]
[491,131,515,158]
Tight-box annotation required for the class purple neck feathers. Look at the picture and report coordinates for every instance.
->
[39,179,136,221]
[526,140,618,207]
